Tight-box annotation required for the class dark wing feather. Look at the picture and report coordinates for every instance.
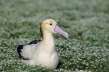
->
[28,40,41,45]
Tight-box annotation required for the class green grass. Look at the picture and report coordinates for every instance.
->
[0,0,109,72]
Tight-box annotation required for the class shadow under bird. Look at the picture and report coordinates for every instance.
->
[17,19,69,69]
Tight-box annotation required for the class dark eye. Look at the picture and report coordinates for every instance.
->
[50,24,52,26]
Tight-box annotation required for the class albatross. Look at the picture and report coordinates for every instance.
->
[17,19,69,69]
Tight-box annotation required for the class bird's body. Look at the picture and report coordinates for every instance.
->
[17,19,68,69]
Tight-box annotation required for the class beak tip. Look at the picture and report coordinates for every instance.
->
[64,33,69,38]
[54,25,69,38]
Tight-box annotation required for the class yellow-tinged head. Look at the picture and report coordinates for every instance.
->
[41,19,56,33]
[40,19,69,38]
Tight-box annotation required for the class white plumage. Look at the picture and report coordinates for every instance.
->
[17,19,68,69]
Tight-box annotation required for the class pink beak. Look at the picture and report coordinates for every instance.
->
[54,25,69,38]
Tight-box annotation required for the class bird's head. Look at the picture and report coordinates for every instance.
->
[41,19,69,38]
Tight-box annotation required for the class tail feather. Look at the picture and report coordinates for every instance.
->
[17,45,23,58]
[17,45,30,60]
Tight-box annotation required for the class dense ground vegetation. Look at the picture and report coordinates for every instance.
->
[0,0,109,72]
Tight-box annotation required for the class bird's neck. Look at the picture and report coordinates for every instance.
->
[41,31,55,52]
[43,31,54,41]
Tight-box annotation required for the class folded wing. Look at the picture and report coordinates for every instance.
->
[17,40,41,60]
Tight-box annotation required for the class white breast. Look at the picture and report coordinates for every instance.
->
[32,41,59,68]
[22,32,59,69]
[34,51,59,68]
